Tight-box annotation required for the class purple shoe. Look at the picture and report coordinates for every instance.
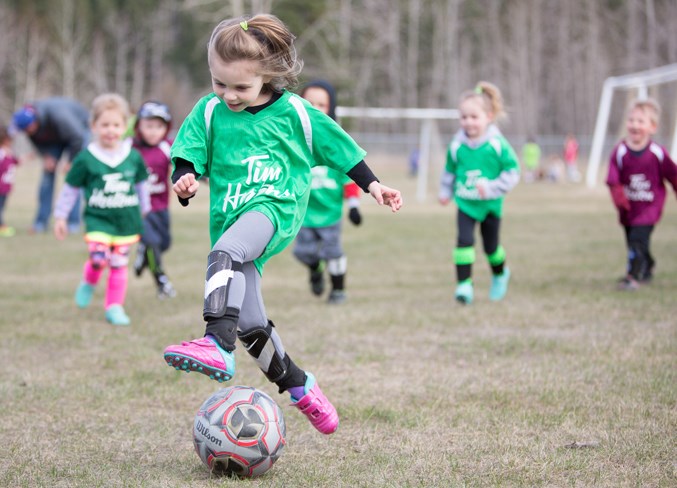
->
[290,372,339,434]
[164,336,235,382]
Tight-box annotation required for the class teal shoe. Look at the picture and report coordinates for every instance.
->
[105,305,131,326]
[490,267,511,301]
[455,280,473,305]
[75,282,95,309]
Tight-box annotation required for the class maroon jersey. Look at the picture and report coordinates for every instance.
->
[606,141,677,226]
[132,139,172,211]
[0,148,19,196]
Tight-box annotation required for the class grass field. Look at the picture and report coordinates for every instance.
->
[1,156,676,487]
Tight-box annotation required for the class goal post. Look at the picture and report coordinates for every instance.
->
[586,63,677,188]
[336,106,459,201]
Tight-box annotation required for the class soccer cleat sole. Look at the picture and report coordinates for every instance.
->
[163,353,233,383]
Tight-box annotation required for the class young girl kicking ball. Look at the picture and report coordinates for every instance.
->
[163,14,402,435]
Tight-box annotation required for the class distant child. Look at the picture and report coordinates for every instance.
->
[438,81,520,304]
[0,124,19,237]
[606,98,677,290]
[563,133,581,182]
[53,93,150,325]
[293,80,362,304]
[521,137,541,183]
[132,101,176,299]
[163,14,402,435]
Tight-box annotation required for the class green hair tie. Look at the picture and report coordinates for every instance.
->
[240,20,248,31]
[474,85,483,95]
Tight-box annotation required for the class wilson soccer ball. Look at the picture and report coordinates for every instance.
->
[193,386,286,478]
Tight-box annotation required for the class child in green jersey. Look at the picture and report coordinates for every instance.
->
[163,14,402,435]
[293,80,363,304]
[521,136,541,183]
[53,93,150,326]
[438,81,520,305]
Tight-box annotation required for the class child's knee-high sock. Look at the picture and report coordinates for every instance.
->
[105,266,128,308]
[327,256,347,291]
[487,245,506,275]
[454,246,475,282]
[83,259,104,286]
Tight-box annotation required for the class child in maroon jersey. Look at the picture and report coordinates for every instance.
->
[606,98,677,290]
[132,101,177,299]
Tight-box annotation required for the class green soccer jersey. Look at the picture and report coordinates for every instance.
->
[303,165,349,228]
[66,141,149,236]
[445,127,519,221]
[171,91,367,273]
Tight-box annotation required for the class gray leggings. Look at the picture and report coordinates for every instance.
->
[212,211,273,333]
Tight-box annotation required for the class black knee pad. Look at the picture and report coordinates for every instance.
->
[238,321,287,382]
[203,251,242,320]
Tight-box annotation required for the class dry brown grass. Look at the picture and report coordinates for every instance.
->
[1,156,676,487]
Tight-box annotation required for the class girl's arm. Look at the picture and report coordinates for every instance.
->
[438,169,455,204]
[53,183,80,240]
[344,182,362,225]
[171,157,201,206]
[135,180,151,216]
[476,170,520,199]
[347,161,402,212]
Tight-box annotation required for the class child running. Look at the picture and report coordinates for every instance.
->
[132,101,177,299]
[438,81,520,305]
[163,14,402,435]
[0,124,19,237]
[606,98,677,290]
[293,80,362,304]
[54,93,150,326]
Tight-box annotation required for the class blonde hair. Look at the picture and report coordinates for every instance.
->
[628,97,661,126]
[207,14,303,92]
[460,81,506,121]
[90,93,130,123]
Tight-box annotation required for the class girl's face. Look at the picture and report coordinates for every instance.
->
[137,118,168,146]
[303,87,331,115]
[92,109,127,150]
[209,56,272,112]
[459,97,493,141]
[625,107,656,149]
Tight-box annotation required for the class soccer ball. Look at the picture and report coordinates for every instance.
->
[193,386,286,478]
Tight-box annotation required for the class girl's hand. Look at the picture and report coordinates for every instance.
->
[367,181,403,212]
[54,218,68,241]
[475,178,488,199]
[439,197,450,206]
[173,174,200,199]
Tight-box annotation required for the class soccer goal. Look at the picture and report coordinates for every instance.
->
[336,106,459,201]
[586,63,677,187]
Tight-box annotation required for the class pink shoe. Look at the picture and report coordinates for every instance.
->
[290,372,339,434]
[164,335,235,382]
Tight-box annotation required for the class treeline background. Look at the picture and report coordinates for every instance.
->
[1,0,676,145]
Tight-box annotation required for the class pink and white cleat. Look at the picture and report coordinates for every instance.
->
[163,335,235,383]
[290,372,339,434]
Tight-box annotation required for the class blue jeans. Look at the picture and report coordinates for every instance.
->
[34,144,81,231]
[0,193,7,226]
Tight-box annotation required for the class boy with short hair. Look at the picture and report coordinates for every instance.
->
[606,98,677,290]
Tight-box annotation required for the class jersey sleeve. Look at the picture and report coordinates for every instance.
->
[606,145,621,186]
[64,151,88,188]
[445,140,458,174]
[133,150,150,183]
[343,181,360,199]
[171,96,212,177]
[307,107,366,174]
[659,146,677,195]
